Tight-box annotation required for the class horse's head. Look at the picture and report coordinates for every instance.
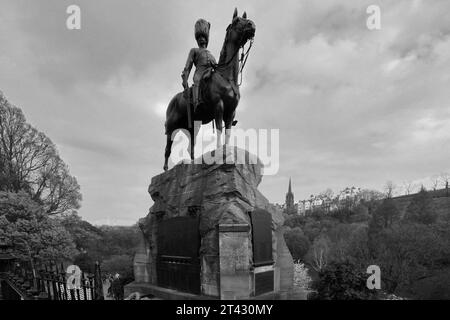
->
[227,8,256,47]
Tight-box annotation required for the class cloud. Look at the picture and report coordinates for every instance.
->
[1,0,449,223]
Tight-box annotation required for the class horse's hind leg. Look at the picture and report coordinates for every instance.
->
[185,128,194,162]
[163,133,173,171]
[215,100,224,150]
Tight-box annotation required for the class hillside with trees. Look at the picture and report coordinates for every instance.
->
[284,187,450,299]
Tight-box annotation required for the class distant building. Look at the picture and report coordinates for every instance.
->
[285,178,298,215]
[338,187,361,201]
[297,201,306,216]
[296,186,362,215]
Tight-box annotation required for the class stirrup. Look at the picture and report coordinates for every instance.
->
[232,120,238,126]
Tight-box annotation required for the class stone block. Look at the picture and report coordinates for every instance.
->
[125,147,294,300]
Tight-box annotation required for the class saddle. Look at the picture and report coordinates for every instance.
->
[183,67,237,128]
[184,67,214,107]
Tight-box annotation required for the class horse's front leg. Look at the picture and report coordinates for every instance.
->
[189,121,201,161]
[164,132,173,171]
[215,100,224,150]
[224,112,235,145]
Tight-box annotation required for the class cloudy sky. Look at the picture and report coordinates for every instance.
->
[1,0,450,225]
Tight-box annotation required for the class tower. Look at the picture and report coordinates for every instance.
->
[285,178,295,214]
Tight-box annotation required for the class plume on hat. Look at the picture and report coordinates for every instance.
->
[194,19,210,43]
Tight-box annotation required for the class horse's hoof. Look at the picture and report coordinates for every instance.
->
[163,165,168,171]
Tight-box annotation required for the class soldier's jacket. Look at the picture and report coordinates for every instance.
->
[182,47,217,84]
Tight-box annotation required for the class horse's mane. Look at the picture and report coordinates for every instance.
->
[218,25,231,65]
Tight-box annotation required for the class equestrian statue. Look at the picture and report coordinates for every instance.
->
[163,8,256,171]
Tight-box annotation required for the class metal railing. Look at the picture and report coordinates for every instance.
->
[0,261,103,300]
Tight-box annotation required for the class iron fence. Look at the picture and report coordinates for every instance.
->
[0,261,103,300]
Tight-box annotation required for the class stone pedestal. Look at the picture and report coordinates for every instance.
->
[125,147,293,299]
[132,237,151,283]
[218,224,252,299]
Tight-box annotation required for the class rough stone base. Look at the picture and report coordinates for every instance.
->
[124,282,216,300]
[125,147,294,300]
[125,282,283,300]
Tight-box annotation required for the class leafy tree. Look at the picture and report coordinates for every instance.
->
[326,223,369,263]
[433,220,450,266]
[369,198,400,231]
[0,191,78,263]
[330,207,353,223]
[349,204,371,223]
[404,188,437,225]
[58,212,103,253]
[284,215,305,229]
[372,223,444,293]
[284,227,310,261]
[0,92,81,215]
[310,207,327,220]
[309,222,372,270]
[73,252,96,274]
[344,224,373,269]
[96,225,141,258]
[302,219,324,242]
[101,254,134,285]
[310,260,378,300]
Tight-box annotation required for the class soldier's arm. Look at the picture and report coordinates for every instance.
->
[181,48,196,88]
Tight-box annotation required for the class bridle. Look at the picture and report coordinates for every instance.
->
[214,22,254,86]
[238,37,254,86]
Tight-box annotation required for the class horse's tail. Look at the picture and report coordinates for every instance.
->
[165,92,183,135]
[164,95,174,135]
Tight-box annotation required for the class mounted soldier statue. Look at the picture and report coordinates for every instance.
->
[163,8,256,171]
[181,19,216,115]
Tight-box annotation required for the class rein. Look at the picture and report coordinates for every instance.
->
[214,26,254,87]
[238,38,253,86]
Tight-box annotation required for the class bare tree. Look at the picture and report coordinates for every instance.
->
[384,180,397,199]
[0,92,81,214]
[441,172,450,197]
[430,175,440,191]
[312,247,328,272]
[402,180,416,195]
[440,172,450,187]
[308,235,330,272]
[359,189,384,202]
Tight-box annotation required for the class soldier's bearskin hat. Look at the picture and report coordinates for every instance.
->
[195,19,210,45]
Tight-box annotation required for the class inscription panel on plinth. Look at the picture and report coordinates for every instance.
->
[218,224,252,299]
[250,209,275,296]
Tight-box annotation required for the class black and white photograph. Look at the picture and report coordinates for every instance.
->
[0,0,450,310]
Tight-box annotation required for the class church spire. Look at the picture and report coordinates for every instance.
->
[285,178,295,214]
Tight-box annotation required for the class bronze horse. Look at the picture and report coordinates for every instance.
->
[163,9,256,171]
